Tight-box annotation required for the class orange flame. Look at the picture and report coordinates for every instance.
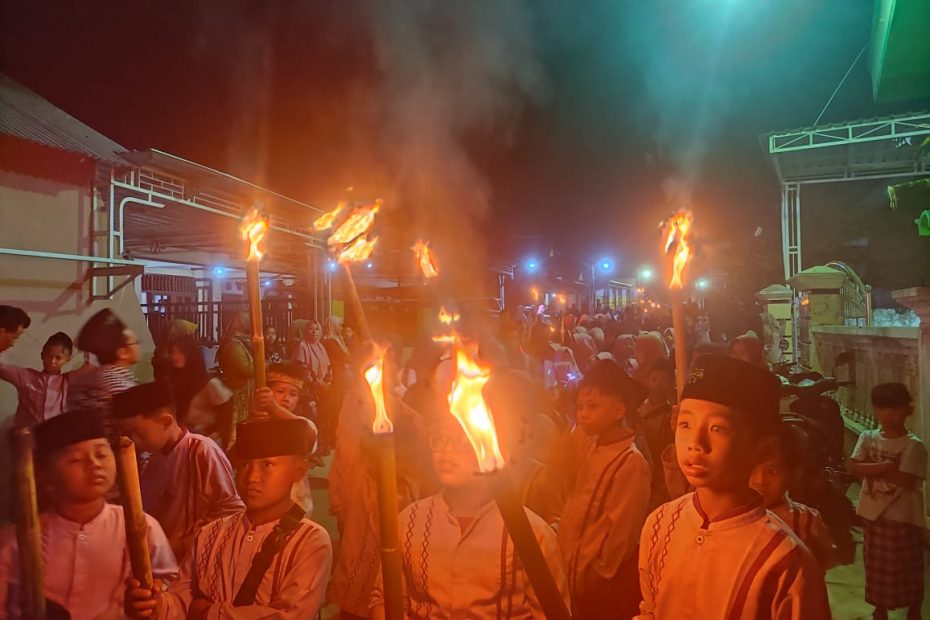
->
[530,287,540,302]
[363,345,392,434]
[240,208,269,262]
[445,339,505,473]
[557,293,567,306]
[337,235,379,264]
[663,211,693,289]
[413,240,439,279]
[329,200,381,247]
[438,306,460,325]
[312,201,345,232]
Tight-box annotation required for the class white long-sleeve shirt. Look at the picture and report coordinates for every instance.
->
[557,431,651,600]
[372,493,569,619]
[0,503,178,620]
[159,511,333,620]
[636,493,830,620]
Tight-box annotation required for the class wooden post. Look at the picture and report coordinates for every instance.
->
[342,265,372,342]
[115,437,154,589]
[11,429,45,620]
[245,259,267,388]
[374,433,404,620]
[489,470,571,620]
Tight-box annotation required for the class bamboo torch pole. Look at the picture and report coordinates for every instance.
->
[245,259,267,388]
[342,265,372,343]
[374,433,403,620]
[11,429,45,620]
[671,291,688,398]
[115,437,153,589]
[663,211,694,399]
[364,348,403,620]
[241,209,269,388]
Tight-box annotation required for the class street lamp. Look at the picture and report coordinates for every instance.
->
[695,277,710,291]
[638,267,653,282]
[525,258,540,274]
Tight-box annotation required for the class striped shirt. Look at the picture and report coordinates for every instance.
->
[769,497,835,570]
[65,364,136,415]
[637,493,830,620]
[372,493,569,619]
[160,511,333,619]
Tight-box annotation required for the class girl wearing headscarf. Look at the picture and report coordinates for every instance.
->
[633,331,669,384]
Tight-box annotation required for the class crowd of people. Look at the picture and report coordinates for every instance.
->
[0,300,925,619]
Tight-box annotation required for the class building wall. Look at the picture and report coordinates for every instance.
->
[0,166,154,423]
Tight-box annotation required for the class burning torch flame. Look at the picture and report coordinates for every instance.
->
[663,211,693,289]
[438,306,460,325]
[363,345,392,434]
[557,293,566,306]
[530,287,540,302]
[446,340,505,473]
[329,200,382,247]
[413,240,439,279]
[312,201,345,232]
[338,236,379,264]
[240,208,269,262]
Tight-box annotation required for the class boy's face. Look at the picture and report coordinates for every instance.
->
[42,345,72,374]
[749,450,790,507]
[575,386,625,435]
[48,438,116,502]
[236,455,307,511]
[646,370,674,402]
[116,410,173,453]
[675,398,757,492]
[0,326,25,352]
[269,381,300,413]
[430,423,480,488]
[117,328,141,366]
[874,405,910,430]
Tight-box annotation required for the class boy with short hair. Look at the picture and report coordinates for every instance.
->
[557,359,651,619]
[0,409,178,619]
[749,424,835,570]
[68,308,140,415]
[0,332,89,427]
[849,383,927,620]
[0,305,30,353]
[125,418,333,619]
[637,354,830,619]
[370,415,568,619]
[112,382,244,560]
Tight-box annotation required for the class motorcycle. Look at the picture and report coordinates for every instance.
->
[775,361,858,565]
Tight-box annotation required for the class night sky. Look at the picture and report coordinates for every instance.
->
[2,0,927,292]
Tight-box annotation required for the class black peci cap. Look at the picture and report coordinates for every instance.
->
[111,382,174,419]
[234,419,310,459]
[681,354,781,427]
[34,409,108,461]
[580,359,649,410]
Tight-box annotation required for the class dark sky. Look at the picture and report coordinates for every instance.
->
[2,0,926,290]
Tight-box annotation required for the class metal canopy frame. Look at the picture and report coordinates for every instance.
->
[765,111,930,362]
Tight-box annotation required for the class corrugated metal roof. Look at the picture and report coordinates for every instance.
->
[0,74,128,164]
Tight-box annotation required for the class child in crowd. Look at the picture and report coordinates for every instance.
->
[849,383,927,620]
[253,362,320,514]
[749,423,836,570]
[68,308,140,415]
[557,359,651,619]
[638,355,830,619]
[370,415,568,619]
[637,358,677,508]
[112,382,244,560]
[125,418,333,619]
[0,409,178,619]
[0,305,30,353]
[0,331,88,427]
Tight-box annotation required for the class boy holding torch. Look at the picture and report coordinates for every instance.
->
[124,418,333,619]
[636,355,830,619]
[370,414,568,620]
[0,409,177,619]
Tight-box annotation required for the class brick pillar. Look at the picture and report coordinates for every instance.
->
[891,287,930,526]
